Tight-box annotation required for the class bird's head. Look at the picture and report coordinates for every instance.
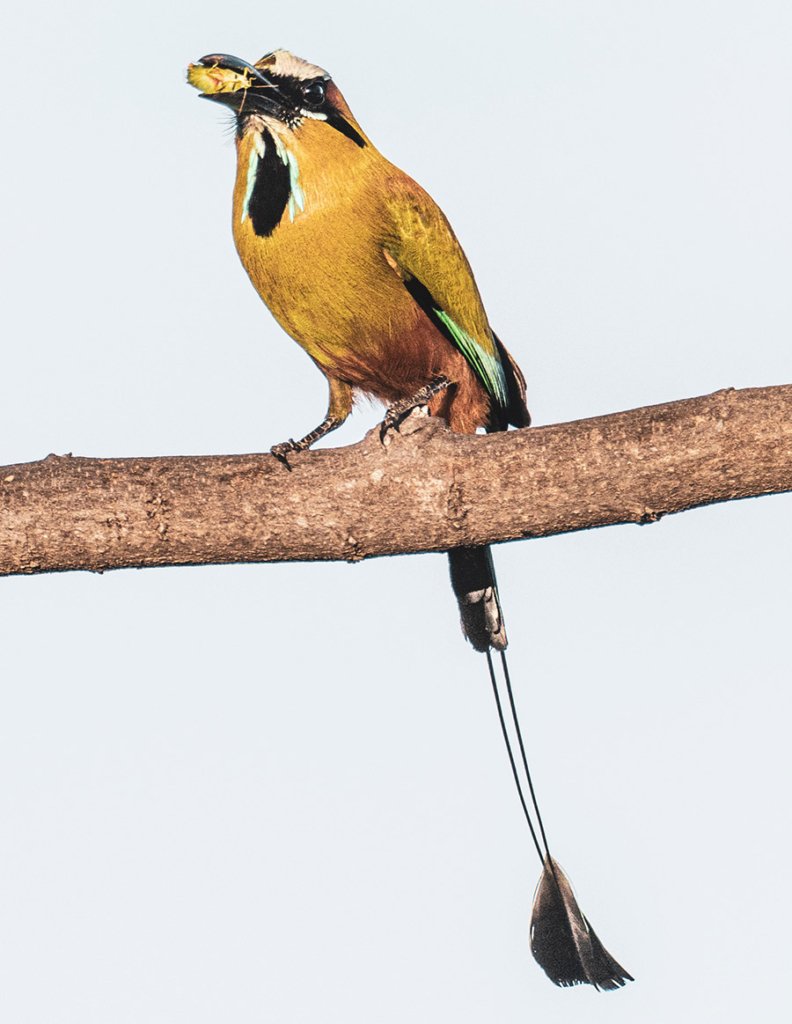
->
[187,50,368,150]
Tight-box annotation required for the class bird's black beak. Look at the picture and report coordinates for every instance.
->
[197,53,271,84]
[187,53,288,119]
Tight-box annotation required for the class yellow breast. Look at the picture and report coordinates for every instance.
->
[231,123,415,375]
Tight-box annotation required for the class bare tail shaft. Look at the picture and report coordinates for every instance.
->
[448,545,507,652]
[485,651,633,991]
[449,547,631,988]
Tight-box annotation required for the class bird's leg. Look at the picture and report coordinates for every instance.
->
[271,378,353,465]
[380,375,452,439]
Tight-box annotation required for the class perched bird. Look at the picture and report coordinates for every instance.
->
[188,49,631,990]
[188,48,527,652]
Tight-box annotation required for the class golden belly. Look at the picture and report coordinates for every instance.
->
[233,199,440,397]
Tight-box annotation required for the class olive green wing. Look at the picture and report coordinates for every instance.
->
[383,177,512,412]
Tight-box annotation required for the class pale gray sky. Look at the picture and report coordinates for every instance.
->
[1,2,790,1021]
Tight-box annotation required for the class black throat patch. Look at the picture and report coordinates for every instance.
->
[244,128,291,237]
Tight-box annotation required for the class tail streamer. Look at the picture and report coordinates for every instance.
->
[485,649,633,991]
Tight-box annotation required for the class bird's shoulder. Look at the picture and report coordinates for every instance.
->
[379,169,460,258]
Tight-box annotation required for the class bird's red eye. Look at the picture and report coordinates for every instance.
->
[301,80,326,108]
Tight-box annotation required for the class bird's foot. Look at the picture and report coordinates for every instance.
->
[380,376,452,442]
[270,437,309,468]
[270,414,342,468]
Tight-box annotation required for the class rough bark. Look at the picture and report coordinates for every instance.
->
[1,385,790,578]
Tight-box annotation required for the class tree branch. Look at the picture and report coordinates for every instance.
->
[1,385,790,577]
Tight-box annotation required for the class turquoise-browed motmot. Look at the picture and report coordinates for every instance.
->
[189,49,631,990]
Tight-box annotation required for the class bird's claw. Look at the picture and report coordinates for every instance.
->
[270,438,302,467]
[380,403,426,442]
[379,376,452,444]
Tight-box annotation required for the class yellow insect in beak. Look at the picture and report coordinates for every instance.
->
[186,61,254,96]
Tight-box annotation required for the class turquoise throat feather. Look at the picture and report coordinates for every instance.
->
[241,130,304,237]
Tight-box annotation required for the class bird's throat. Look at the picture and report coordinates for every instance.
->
[238,128,297,237]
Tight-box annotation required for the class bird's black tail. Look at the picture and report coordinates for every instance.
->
[450,548,632,990]
[484,647,632,991]
[448,545,507,652]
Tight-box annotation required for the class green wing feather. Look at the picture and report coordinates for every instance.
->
[385,179,509,409]
[434,309,508,407]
